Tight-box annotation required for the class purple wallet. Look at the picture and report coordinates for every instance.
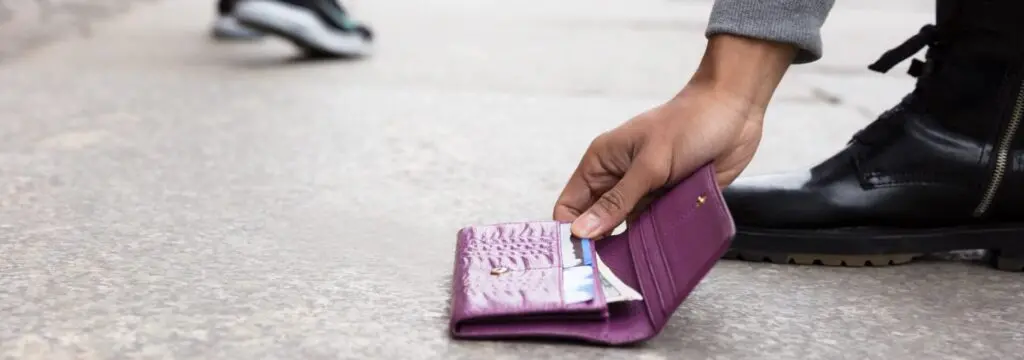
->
[448,164,736,345]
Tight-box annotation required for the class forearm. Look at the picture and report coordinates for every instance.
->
[687,34,797,111]
[705,0,836,64]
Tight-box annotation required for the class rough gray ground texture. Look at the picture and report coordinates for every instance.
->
[1,0,1022,359]
[0,0,160,61]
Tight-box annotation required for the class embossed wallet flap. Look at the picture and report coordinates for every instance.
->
[449,221,608,324]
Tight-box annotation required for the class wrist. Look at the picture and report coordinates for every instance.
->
[685,34,797,111]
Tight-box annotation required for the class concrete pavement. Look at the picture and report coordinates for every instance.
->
[0,0,160,61]
[1,0,1021,358]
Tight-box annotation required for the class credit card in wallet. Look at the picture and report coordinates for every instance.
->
[558,223,641,304]
[559,223,581,268]
[579,237,593,266]
[559,223,598,304]
[559,223,594,268]
[562,265,595,304]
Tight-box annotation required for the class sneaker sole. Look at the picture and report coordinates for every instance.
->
[723,226,1024,272]
[211,30,263,41]
[211,22,265,41]
[233,0,371,57]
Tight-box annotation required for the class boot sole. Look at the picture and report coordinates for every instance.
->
[722,250,922,267]
[725,226,1024,272]
[233,0,371,58]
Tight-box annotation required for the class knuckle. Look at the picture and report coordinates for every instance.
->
[596,187,630,214]
[633,158,671,183]
[581,136,606,160]
[588,132,611,149]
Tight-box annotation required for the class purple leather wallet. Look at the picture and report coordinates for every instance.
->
[448,164,736,345]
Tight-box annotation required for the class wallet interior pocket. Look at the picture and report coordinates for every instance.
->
[450,221,608,331]
[621,166,735,333]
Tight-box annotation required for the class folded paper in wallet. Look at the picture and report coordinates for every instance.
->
[448,163,736,345]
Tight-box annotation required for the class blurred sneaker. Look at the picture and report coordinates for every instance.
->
[211,16,265,41]
[233,0,373,57]
[211,0,265,41]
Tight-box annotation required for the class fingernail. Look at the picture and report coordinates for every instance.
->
[572,213,601,238]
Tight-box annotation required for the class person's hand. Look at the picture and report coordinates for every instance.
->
[552,86,761,238]
[552,34,796,238]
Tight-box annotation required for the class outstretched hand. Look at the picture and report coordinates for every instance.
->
[552,86,763,238]
[552,34,796,238]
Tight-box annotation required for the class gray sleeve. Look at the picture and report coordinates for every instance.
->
[705,0,836,64]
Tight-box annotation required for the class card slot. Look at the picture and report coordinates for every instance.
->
[628,217,671,325]
[635,177,716,304]
[594,232,659,344]
[622,165,735,333]
[646,168,734,305]
[648,217,678,296]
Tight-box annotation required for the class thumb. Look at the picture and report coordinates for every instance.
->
[571,162,658,238]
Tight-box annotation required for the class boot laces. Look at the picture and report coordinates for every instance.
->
[850,25,940,146]
[866,25,938,76]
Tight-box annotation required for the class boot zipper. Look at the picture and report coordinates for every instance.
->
[973,79,1024,216]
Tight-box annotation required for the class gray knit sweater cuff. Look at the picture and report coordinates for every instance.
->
[705,0,836,64]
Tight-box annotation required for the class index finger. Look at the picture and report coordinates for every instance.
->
[553,168,593,222]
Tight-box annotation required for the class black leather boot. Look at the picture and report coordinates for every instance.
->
[722,0,1024,271]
